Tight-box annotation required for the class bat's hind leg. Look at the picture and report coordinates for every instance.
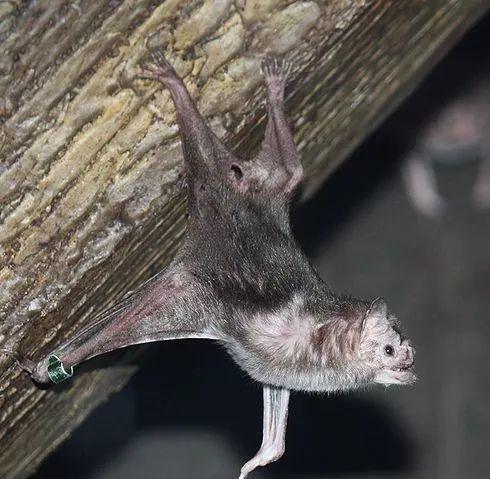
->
[239,386,290,479]
[252,56,303,195]
[139,50,239,185]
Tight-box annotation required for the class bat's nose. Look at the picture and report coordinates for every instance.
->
[403,346,415,367]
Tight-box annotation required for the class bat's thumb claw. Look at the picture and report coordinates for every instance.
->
[1,348,35,374]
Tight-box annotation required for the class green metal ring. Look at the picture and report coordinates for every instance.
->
[47,355,73,384]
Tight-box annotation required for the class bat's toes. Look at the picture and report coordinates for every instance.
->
[142,49,178,81]
[261,55,292,81]
[262,56,292,102]
[150,49,171,68]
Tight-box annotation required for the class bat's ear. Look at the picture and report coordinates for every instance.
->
[368,297,387,318]
[361,297,389,337]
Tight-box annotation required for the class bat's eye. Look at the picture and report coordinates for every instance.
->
[384,345,394,356]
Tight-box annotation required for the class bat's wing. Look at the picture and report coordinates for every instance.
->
[14,263,217,383]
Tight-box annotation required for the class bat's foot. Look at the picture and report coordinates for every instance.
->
[261,56,292,82]
[138,49,180,84]
[261,56,292,103]
[238,444,285,479]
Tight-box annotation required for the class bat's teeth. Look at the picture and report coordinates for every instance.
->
[389,366,410,372]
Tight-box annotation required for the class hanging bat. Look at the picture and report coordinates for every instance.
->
[401,72,490,218]
[3,51,416,478]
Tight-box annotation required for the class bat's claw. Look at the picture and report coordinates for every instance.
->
[261,56,292,103]
[1,349,51,383]
[149,49,174,71]
[261,55,292,81]
[138,49,180,85]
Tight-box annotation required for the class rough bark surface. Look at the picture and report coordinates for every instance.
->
[0,1,487,477]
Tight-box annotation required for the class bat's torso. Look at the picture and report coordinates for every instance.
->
[180,181,325,319]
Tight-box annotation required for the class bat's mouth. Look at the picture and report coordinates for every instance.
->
[390,366,412,372]
[376,365,416,385]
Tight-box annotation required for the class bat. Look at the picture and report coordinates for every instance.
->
[3,51,416,478]
[401,72,490,218]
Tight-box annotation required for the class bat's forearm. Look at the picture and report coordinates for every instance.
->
[29,271,213,383]
[29,298,138,383]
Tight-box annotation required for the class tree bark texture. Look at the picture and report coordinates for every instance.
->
[0,1,487,477]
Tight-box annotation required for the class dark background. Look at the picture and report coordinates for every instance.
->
[34,14,489,479]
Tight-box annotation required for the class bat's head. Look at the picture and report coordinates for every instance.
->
[359,298,416,386]
[231,294,415,392]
